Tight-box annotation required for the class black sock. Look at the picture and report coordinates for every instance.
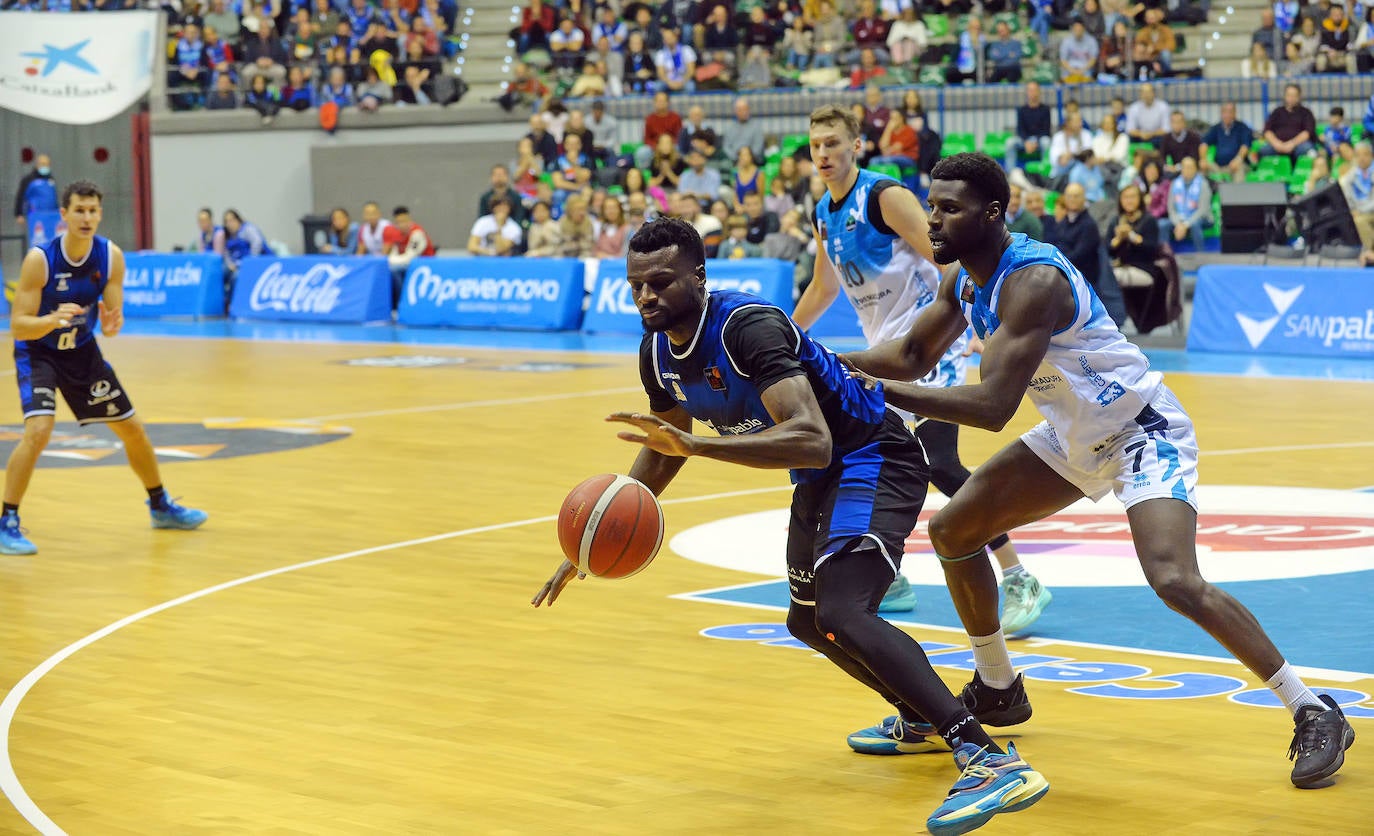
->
[937,710,1002,754]
[147,486,168,509]
[2,503,16,516]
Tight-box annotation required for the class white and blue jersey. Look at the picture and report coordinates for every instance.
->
[640,290,889,485]
[28,234,110,352]
[956,233,1164,471]
[814,169,968,390]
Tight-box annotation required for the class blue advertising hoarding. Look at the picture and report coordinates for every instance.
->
[1189,266,1374,359]
[228,256,392,323]
[398,257,584,330]
[582,258,796,334]
[122,252,224,318]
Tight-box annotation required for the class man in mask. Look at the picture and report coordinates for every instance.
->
[13,154,57,238]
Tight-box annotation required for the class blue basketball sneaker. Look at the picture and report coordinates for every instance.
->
[926,741,1049,835]
[878,573,916,613]
[148,498,208,530]
[847,714,944,755]
[0,513,38,555]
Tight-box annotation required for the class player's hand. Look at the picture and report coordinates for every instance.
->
[97,300,122,337]
[49,302,86,329]
[608,412,697,457]
[962,335,985,357]
[531,559,585,607]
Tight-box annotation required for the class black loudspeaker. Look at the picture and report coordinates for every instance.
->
[1291,182,1363,251]
[1218,182,1289,253]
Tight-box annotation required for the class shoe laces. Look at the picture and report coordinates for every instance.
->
[1288,706,1329,761]
[1002,573,1028,597]
[951,746,998,788]
[1,516,27,536]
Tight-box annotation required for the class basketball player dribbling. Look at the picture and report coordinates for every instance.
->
[2,180,207,555]
[791,105,1052,640]
[844,152,1355,789]
[533,218,1048,833]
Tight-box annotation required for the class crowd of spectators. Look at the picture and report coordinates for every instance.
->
[1249,2,1373,76]
[154,0,464,115]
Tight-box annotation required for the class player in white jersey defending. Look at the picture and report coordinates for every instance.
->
[845,152,1355,789]
[792,105,1051,636]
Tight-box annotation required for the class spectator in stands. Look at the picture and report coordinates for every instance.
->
[843,0,890,65]
[783,15,815,69]
[1288,16,1321,73]
[870,108,921,174]
[1068,152,1107,203]
[557,195,594,257]
[593,6,628,52]
[677,105,712,155]
[741,191,779,244]
[356,64,395,113]
[648,133,685,192]
[1200,102,1254,183]
[290,13,321,67]
[242,16,290,88]
[1006,184,1044,240]
[986,19,1024,83]
[1298,0,1328,29]
[1160,111,1201,175]
[195,208,226,256]
[654,27,697,93]
[1099,19,1133,81]
[316,207,359,254]
[1323,106,1355,168]
[1108,183,1168,333]
[203,0,241,49]
[1023,188,1047,224]
[1049,111,1093,184]
[672,193,722,254]
[1135,157,1170,218]
[718,99,763,165]
[323,19,360,74]
[1132,8,1173,77]
[1007,81,1052,172]
[1162,156,1211,252]
[387,206,435,303]
[205,73,240,109]
[222,209,266,277]
[201,24,236,85]
[860,85,891,159]
[1340,142,1374,250]
[886,7,927,64]
[517,0,556,53]
[624,168,670,216]
[700,5,740,71]
[1355,8,1374,73]
[811,0,847,68]
[524,201,562,256]
[355,201,393,255]
[467,196,523,257]
[396,63,435,105]
[743,6,780,53]
[622,30,658,94]
[635,91,682,170]
[593,197,630,258]
[281,65,315,110]
[319,65,356,107]
[739,45,773,89]
[731,146,766,206]
[775,156,807,202]
[1252,8,1283,60]
[309,0,340,39]
[678,148,723,207]
[172,23,208,104]
[549,14,588,73]
[1093,113,1130,184]
[245,73,282,122]
[765,174,796,217]
[582,99,617,166]
[851,47,889,88]
[1125,82,1170,148]
[524,113,557,169]
[405,16,440,59]
[552,132,594,203]
[1059,18,1098,83]
[1274,0,1299,33]
[564,108,595,154]
[1259,83,1317,161]
[1317,3,1352,72]
[1302,153,1335,195]
[1080,0,1106,38]
[718,215,763,259]
[569,59,609,98]
[946,15,986,84]
[1242,41,1277,78]
[480,165,529,225]
[1042,182,1102,287]
[497,62,548,113]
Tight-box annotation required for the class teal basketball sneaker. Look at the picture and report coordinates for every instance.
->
[847,714,943,755]
[926,740,1049,835]
[149,498,208,530]
[999,571,1052,635]
[0,512,38,555]
[878,573,916,613]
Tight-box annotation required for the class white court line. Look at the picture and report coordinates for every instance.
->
[0,484,790,836]
[1202,439,1374,457]
[298,387,643,422]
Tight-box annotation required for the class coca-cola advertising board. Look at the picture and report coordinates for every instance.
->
[228,256,392,323]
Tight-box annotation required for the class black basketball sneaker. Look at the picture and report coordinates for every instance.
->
[1290,694,1356,788]
[960,671,1033,727]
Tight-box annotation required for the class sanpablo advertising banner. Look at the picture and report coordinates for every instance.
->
[0,11,158,125]
[1189,266,1374,358]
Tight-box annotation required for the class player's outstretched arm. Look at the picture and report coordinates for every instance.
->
[842,264,968,380]
[610,375,832,471]
[9,249,84,342]
[98,244,126,338]
[878,264,1065,431]
[791,222,840,331]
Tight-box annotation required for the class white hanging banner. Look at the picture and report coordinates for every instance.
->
[0,11,158,125]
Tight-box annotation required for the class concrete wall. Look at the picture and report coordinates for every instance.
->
[150,121,525,254]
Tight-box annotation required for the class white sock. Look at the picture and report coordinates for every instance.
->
[971,629,1016,690]
[1001,564,1027,580]
[1265,662,1322,715]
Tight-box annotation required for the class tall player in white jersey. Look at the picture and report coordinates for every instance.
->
[845,152,1355,789]
[791,105,1051,636]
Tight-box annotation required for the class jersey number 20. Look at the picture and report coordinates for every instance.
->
[839,261,866,289]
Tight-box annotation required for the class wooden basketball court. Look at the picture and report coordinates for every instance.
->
[0,333,1368,835]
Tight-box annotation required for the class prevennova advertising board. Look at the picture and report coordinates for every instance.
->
[1189,266,1374,358]
[0,11,158,125]
[398,258,584,330]
[582,258,796,333]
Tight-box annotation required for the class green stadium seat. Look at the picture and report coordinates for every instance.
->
[1030,62,1057,84]
[918,65,948,85]
[926,14,950,39]
[1021,38,1039,59]
[619,142,639,156]
[942,133,977,158]
[1204,145,1216,163]
[993,12,1020,33]
[1256,156,1292,177]
[1293,155,1314,175]
[869,162,904,182]
[763,159,781,183]
[1129,142,1155,161]
[1025,160,1052,179]
[981,131,1012,158]
[1043,191,1059,214]
[1353,124,1366,142]
[1204,196,1222,238]
[781,133,809,157]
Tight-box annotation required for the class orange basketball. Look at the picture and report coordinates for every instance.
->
[557,474,664,579]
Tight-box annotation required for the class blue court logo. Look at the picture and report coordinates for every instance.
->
[20,39,99,78]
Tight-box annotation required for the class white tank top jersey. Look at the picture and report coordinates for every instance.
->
[814,168,969,388]
[358,219,394,255]
[955,233,1165,468]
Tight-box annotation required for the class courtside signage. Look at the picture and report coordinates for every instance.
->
[122,252,223,318]
[398,257,583,330]
[1190,266,1374,358]
[229,256,392,323]
[582,258,796,333]
[0,11,158,125]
